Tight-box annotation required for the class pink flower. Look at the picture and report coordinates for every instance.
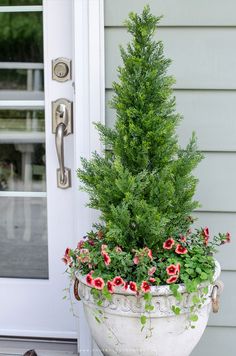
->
[180,235,186,242]
[77,240,85,249]
[88,239,95,246]
[144,247,153,260]
[148,266,156,276]
[93,277,105,290]
[113,276,125,287]
[86,273,94,286]
[148,249,153,260]
[149,277,156,283]
[203,227,209,238]
[129,281,137,293]
[79,248,90,263]
[103,252,111,266]
[133,255,139,265]
[62,248,72,265]
[166,275,178,284]
[141,281,151,293]
[175,244,188,255]
[107,280,114,294]
[166,264,178,276]
[101,244,107,255]
[163,238,175,250]
[226,232,231,243]
[97,230,103,239]
[115,246,122,253]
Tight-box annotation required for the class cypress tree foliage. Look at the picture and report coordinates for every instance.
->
[78,6,203,251]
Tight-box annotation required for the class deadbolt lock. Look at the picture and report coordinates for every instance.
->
[52,57,71,82]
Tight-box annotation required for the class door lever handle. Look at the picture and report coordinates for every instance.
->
[55,122,67,186]
[52,99,73,189]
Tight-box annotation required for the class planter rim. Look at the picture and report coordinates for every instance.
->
[76,259,220,297]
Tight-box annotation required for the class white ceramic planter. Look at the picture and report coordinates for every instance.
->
[77,261,221,356]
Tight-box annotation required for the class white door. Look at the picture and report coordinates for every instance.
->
[0,0,104,344]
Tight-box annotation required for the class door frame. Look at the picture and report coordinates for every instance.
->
[72,0,105,353]
[0,0,105,345]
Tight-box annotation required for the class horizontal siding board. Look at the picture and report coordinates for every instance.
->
[194,153,236,212]
[104,0,236,27]
[105,28,236,89]
[192,326,236,356]
[193,212,236,271]
[106,90,236,152]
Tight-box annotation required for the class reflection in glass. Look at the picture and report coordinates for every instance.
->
[0,12,43,62]
[0,197,48,279]
[0,3,48,279]
[0,109,44,131]
[0,143,46,191]
[0,0,42,5]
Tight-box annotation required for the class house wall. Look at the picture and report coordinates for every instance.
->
[104,1,236,355]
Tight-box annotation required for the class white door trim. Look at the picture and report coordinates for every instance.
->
[73,0,105,354]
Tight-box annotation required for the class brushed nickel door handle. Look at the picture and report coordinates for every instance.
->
[52,99,73,189]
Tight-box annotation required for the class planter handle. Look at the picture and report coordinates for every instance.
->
[74,278,81,301]
[211,280,224,313]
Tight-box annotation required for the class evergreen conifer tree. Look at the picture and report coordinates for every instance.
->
[78,6,203,252]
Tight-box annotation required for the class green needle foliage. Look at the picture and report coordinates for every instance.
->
[78,6,203,251]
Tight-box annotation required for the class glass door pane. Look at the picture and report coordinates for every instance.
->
[0,6,48,279]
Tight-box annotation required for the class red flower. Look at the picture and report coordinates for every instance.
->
[113,276,125,287]
[226,232,231,243]
[149,277,156,283]
[166,275,178,284]
[148,266,156,276]
[129,281,137,292]
[166,264,178,276]
[133,255,139,265]
[141,281,151,293]
[107,280,114,294]
[93,277,105,290]
[77,240,84,249]
[86,273,94,286]
[175,244,188,255]
[163,238,175,250]
[88,239,95,246]
[180,235,186,242]
[103,252,111,266]
[123,282,129,291]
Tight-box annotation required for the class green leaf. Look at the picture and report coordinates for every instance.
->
[190,314,198,322]
[171,305,181,315]
[140,315,147,325]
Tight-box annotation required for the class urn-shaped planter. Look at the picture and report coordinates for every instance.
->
[76,261,222,356]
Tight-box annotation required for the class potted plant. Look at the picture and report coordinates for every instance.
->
[63,6,230,356]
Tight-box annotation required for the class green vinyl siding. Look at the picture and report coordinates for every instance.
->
[104,1,236,355]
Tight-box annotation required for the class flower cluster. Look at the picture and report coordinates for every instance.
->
[63,226,231,296]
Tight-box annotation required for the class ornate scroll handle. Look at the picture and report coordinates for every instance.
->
[211,280,224,313]
[74,278,81,301]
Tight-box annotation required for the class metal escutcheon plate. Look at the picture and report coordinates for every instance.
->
[57,168,71,189]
